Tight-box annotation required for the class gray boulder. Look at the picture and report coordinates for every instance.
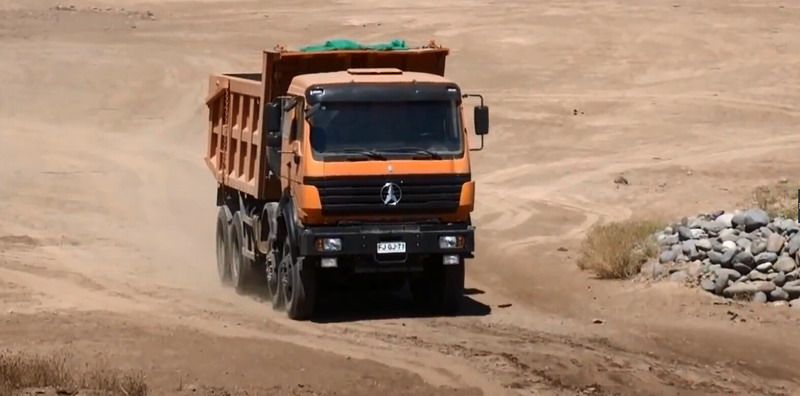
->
[771,288,790,302]
[755,252,778,265]
[755,262,773,273]
[716,213,734,228]
[660,234,680,246]
[733,251,754,267]
[773,272,787,287]
[723,281,776,297]
[753,292,768,303]
[732,212,746,229]
[736,238,752,250]
[682,240,696,255]
[719,228,738,242]
[677,226,694,241]
[779,219,799,234]
[775,256,797,273]
[751,240,768,255]
[702,221,728,234]
[767,233,785,253]
[787,234,800,255]
[695,239,712,251]
[719,248,736,266]
[783,284,800,300]
[659,250,677,263]
[713,268,742,282]
[733,263,752,275]
[708,250,723,264]
[744,209,770,232]
[700,278,716,293]
[750,271,769,281]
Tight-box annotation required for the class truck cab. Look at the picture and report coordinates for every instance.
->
[207,45,488,320]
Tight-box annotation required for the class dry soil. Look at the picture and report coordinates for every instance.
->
[2,0,800,395]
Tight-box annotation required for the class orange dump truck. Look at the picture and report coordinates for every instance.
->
[205,42,490,320]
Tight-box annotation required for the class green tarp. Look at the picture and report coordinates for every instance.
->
[299,39,409,52]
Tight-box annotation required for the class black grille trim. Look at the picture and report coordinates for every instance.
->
[304,174,470,216]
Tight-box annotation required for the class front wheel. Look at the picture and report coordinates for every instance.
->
[279,237,317,320]
[411,257,465,315]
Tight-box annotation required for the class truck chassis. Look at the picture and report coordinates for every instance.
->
[215,185,471,320]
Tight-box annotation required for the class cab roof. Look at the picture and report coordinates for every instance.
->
[288,68,455,95]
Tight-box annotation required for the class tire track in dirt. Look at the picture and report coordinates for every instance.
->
[4,1,800,395]
[472,130,800,255]
[280,311,795,396]
[0,231,511,395]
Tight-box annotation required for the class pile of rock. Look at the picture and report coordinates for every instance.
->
[648,208,800,306]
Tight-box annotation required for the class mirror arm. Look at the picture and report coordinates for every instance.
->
[462,93,485,107]
[469,135,484,152]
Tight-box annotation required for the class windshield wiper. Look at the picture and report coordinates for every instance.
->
[384,147,442,159]
[335,148,388,161]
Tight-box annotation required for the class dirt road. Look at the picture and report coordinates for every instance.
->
[2,0,800,395]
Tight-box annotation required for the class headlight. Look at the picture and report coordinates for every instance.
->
[439,235,466,249]
[443,255,460,265]
[316,237,342,252]
[439,236,458,249]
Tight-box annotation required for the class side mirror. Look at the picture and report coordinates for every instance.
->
[474,105,489,135]
[265,101,282,133]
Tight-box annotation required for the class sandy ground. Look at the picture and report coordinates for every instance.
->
[2,0,800,395]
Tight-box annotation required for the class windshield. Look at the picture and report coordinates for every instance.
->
[307,101,462,160]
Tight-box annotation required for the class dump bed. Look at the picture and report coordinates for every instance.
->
[204,45,450,200]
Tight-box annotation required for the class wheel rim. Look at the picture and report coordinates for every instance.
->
[231,231,240,283]
[215,218,227,280]
[266,251,279,296]
[281,240,294,307]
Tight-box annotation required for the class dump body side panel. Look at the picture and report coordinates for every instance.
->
[204,46,449,200]
[204,74,281,199]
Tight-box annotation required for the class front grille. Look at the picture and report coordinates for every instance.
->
[305,174,469,216]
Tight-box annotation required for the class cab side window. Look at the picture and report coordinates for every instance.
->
[290,97,305,143]
[281,104,293,140]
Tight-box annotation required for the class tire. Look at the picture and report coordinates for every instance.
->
[266,247,282,310]
[230,211,257,294]
[410,257,464,315]
[263,203,282,310]
[279,236,317,320]
[215,206,232,285]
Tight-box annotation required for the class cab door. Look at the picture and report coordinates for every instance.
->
[280,96,305,191]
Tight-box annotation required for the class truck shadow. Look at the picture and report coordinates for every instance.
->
[308,288,492,324]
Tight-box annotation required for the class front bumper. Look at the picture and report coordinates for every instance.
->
[297,223,475,258]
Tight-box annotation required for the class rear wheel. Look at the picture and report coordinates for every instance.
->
[279,236,317,320]
[230,211,257,294]
[411,256,464,315]
[215,207,232,285]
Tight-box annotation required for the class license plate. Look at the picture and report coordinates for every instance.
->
[377,242,406,254]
